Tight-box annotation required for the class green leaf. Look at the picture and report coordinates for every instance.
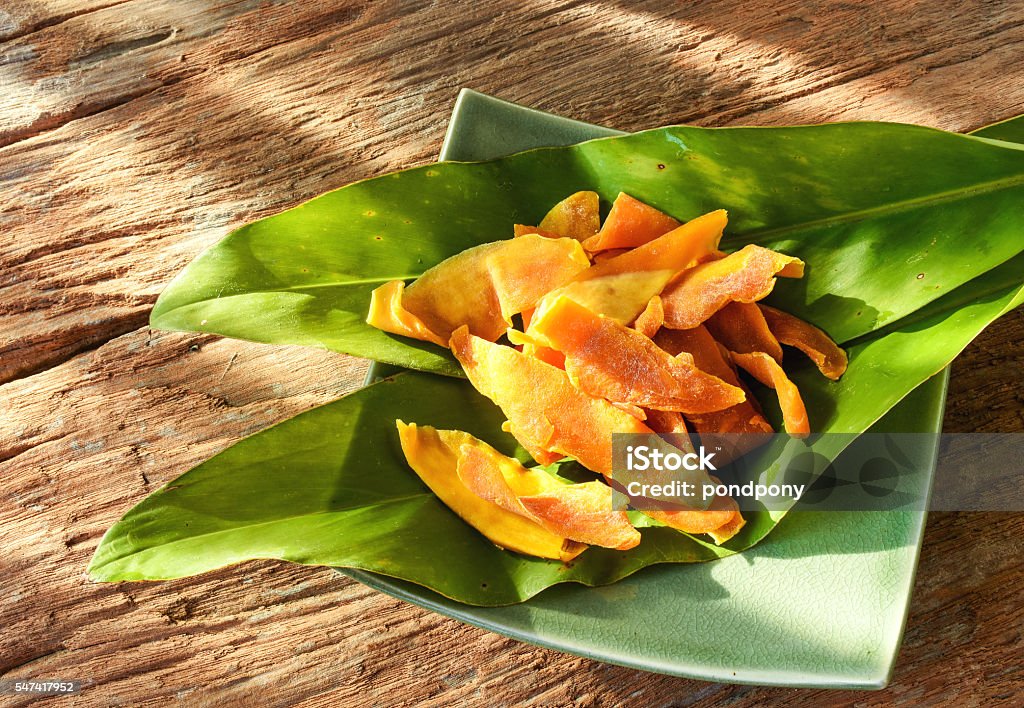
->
[91,246,1021,602]
[971,113,1024,144]
[88,372,722,602]
[95,117,1024,605]
[151,122,1024,370]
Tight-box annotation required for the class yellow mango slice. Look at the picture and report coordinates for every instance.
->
[532,269,676,328]
[582,192,681,252]
[366,280,448,346]
[450,326,651,475]
[730,351,810,437]
[400,240,507,341]
[529,296,746,414]
[759,304,848,380]
[539,191,600,241]
[396,421,585,561]
[457,444,640,550]
[370,234,589,344]
[660,244,805,330]
[577,209,727,281]
[705,301,784,362]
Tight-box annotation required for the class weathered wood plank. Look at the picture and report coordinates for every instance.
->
[2,0,1023,705]
[3,1,1024,384]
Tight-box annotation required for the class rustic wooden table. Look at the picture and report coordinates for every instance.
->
[2,1,1022,706]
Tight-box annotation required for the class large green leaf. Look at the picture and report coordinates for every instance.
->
[150,122,1024,370]
[92,117,1024,604]
[89,252,1024,604]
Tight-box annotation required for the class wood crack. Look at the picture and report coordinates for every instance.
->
[0,73,189,149]
[0,311,151,385]
[0,0,135,44]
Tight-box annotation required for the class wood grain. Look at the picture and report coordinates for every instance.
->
[1,1,1021,705]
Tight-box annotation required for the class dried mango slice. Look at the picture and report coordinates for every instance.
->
[366,280,448,346]
[759,304,848,380]
[486,237,591,321]
[509,315,567,370]
[730,351,810,437]
[654,326,774,438]
[450,326,651,475]
[522,343,566,370]
[372,234,588,343]
[531,269,676,329]
[538,191,600,241]
[577,209,727,281]
[457,445,640,550]
[644,491,745,544]
[633,296,664,339]
[592,248,630,263]
[511,330,652,426]
[705,301,784,362]
[528,296,746,414]
[519,483,641,551]
[456,443,559,500]
[396,421,585,561]
[661,244,805,330]
[643,409,689,435]
[582,192,681,252]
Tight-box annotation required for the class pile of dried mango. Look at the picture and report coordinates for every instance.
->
[367,192,847,561]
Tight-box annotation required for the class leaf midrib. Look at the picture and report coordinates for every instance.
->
[171,172,1024,302]
[90,491,433,574]
[731,170,1024,244]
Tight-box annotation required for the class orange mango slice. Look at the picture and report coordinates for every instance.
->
[643,409,690,435]
[538,191,600,241]
[522,343,566,370]
[457,445,640,550]
[577,209,727,281]
[582,192,681,252]
[592,248,630,263]
[485,236,591,322]
[759,304,848,380]
[632,295,664,339]
[366,280,448,346]
[396,421,586,561]
[528,296,746,414]
[730,351,810,437]
[519,483,641,551]
[644,491,745,544]
[654,326,774,438]
[705,301,784,362]
[450,326,652,475]
[661,244,805,330]
[371,234,590,344]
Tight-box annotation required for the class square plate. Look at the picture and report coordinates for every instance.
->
[344,90,948,689]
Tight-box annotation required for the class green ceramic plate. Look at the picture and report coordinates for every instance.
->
[343,90,947,688]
